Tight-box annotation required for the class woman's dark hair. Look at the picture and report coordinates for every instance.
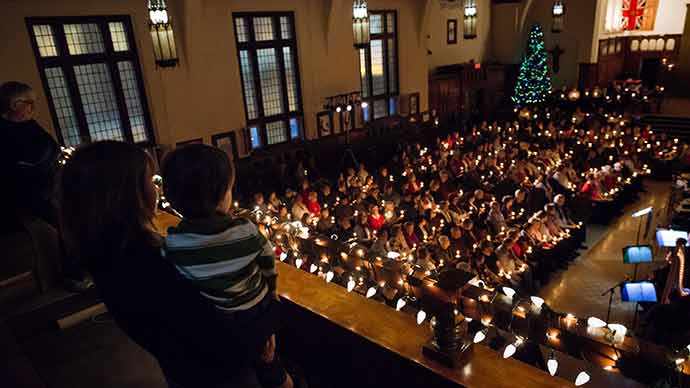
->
[0,81,32,114]
[161,144,234,219]
[60,141,157,265]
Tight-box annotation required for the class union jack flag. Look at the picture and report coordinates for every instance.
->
[621,0,657,31]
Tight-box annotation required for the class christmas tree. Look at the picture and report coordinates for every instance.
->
[512,24,552,106]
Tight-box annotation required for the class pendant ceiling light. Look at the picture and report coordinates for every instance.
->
[352,0,370,48]
[148,0,178,67]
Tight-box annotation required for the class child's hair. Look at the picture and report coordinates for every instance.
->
[162,144,234,218]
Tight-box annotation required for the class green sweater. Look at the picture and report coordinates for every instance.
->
[164,214,277,312]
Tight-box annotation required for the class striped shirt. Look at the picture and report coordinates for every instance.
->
[164,214,277,312]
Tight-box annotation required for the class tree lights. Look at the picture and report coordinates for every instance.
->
[512,25,551,106]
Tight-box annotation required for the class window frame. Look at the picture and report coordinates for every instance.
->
[25,16,155,146]
[359,10,400,121]
[232,12,304,149]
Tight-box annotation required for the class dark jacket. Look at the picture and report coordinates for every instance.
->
[88,239,281,387]
[1,117,59,223]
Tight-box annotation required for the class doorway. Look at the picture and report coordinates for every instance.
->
[639,58,661,89]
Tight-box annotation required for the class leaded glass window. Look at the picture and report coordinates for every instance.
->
[233,13,303,148]
[27,16,153,145]
[358,10,399,120]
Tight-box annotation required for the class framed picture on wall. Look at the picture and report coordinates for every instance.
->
[332,110,342,134]
[399,95,410,117]
[176,138,203,147]
[317,111,333,138]
[354,104,364,129]
[362,103,372,123]
[342,109,354,132]
[211,131,240,162]
[385,95,400,117]
[409,92,420,116]
[447,19,458,45]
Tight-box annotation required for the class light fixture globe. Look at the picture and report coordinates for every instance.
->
[587,316,606,328]
[464,3,477,17]
[575,371,591,386]
[352,0,370,48]
[503,344,517,359]
[416,310,427,325]
[148,0,178,67]
[473,330,487,344]
[347,279,356,292]
[547,357,559,376]
[568,88,581,101]
[552,1,565,32]
[463,0,478,38]
[530,296,544,308]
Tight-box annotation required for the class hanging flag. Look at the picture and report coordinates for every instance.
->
[621,0,658,31]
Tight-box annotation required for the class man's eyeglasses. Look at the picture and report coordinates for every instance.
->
[15,99,35,106]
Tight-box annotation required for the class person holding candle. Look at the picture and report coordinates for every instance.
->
[290,194,309,222]
[305,191,321,216]
[316,207,334,234]
[368,205,386,231]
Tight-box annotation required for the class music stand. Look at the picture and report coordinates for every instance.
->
[632,207,653,244]
[622,245,653,280]
[656,229,689,248]
[620,281,658,331]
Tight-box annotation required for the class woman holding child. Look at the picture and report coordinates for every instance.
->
[60,141,293,388]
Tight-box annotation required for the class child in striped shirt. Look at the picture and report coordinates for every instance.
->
[165,212,277,311]
[161,144,291,388]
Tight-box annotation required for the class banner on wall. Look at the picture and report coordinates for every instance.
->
[607,0,659,32]
[622,0,658,30]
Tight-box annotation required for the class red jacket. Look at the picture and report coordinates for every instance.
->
[368,214,386,230]
[580,181,600,200]
[306,199,321,215]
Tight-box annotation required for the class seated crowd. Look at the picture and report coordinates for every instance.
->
[3,78,687,387]
[243,111,676,297]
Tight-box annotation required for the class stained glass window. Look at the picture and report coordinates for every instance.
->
[74,63,123,141]
[64,23,105,55]
[108,22,129,52]
[43,67,79,145]
[358,11,398,120]
[233,13,303,149]
[27,17,152,145]
[32,25,58,57]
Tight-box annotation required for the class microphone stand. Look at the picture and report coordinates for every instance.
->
[601,279,627,323]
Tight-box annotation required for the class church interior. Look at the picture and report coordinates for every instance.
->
[3,0,690,387]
